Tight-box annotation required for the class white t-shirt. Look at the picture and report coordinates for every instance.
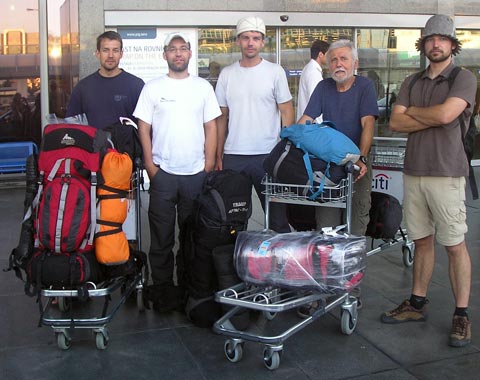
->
[215,59,292,155]
[296,59,323,122]
[134,75,221,175]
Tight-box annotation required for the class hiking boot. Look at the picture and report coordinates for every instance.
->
[449,315,471,347]
[381,299,428,324]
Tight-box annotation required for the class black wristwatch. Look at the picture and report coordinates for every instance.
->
[360,155,368,164]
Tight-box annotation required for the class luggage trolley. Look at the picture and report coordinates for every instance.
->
[213,163,360,370]
[369,137,415,267]
[39,163,147,350]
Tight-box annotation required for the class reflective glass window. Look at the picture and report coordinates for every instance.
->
[280,27,354,117]
[197,27,276,90]
[356,28,421,137]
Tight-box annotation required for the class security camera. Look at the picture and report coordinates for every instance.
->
[280,15,289,22]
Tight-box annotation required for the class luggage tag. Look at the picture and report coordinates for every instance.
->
[257,241,271,256]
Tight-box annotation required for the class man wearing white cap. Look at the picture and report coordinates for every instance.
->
[134,32,221,312]
[215,16,294,232]
[381,14,476,348]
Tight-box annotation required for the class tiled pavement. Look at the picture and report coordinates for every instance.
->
[1,172,480,380]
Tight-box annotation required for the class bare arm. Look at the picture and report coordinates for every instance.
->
[406,97,468,126]
[389,104,427,133]
[215,106,229,170]
[355,115,375,180]
[204,118,217,173]
[137,119,158,179]
[390,97,468,133]
[278,100,295,127]
[297,114,314,124]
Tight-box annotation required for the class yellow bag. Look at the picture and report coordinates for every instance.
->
[95,149,132,265]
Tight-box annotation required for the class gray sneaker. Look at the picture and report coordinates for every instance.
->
[381,299,428,324]
[449,315,471,347]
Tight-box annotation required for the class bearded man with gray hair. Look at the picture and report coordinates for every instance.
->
[381,14,476,348]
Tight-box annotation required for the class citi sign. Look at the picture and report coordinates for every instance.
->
[372,173,390,191]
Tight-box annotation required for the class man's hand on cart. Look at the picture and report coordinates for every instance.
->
[354,159,367,181]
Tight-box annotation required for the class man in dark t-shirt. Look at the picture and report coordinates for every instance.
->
[66,31,144,129]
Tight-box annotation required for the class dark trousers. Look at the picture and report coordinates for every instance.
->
[148,168,206,285]
[223,154,290,233]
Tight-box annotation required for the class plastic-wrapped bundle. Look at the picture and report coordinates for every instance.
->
[234,230,366,292]
[95,149,132,265]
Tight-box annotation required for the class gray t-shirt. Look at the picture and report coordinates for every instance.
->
[396,63,476,177]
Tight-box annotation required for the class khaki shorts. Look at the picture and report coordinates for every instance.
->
[403,175,467,246]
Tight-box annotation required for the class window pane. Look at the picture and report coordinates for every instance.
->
[197,27,276,90]
[280,27,354,118]
[357,28,421,138]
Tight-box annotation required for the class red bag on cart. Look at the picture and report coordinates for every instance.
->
[35,123,107,253]
[235,230,366,292]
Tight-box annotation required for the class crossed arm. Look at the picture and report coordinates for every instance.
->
[390,97,468,133]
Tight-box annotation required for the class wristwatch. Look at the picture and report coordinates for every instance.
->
[360,155,368,164]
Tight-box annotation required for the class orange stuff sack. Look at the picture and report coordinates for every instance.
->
[95,149,132,265]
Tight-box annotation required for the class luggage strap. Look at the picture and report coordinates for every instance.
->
[300,147,328,200]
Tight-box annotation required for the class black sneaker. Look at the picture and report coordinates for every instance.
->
[449,315,471,347]
[147,283,183,313]
[381,299,428,324]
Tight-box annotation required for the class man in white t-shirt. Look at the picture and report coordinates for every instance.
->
[134,32,221,313]
[296,39,330,121]
[215,16,294,232]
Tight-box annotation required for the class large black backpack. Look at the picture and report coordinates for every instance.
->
[179,169,252,328]
[366,192,403,240]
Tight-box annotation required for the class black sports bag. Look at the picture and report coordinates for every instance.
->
[263,139,346,199]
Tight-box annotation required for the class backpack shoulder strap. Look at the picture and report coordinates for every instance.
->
[408,67,461,100]
[408,70,426,100]
[447,66,462,89]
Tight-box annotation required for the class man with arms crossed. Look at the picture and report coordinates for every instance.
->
[381,14,476,348]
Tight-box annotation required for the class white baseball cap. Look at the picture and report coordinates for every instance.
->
[236,16,266,37]
[164,32,190,47]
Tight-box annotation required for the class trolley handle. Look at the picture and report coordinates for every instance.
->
[345,161,359,174]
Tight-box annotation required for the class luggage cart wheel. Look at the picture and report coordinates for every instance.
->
[56,332,71,350]
[136,289,145,312]
[340,309,357,335]
[95,330,109,350]
[224,339,244,363]
[263,347,281,370]
[57,297,70,312]
[402,245,414,267]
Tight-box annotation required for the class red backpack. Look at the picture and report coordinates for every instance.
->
[34,124,107,253]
